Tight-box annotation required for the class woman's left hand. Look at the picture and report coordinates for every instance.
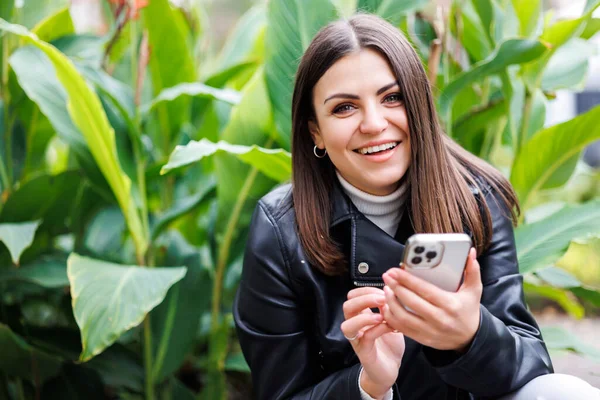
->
[381,248,483,352]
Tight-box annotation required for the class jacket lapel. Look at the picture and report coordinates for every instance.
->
[330,180,414,287]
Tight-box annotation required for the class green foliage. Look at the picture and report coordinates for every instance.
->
[1,0,599,397]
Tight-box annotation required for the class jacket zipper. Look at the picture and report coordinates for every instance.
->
[353,281,385,288]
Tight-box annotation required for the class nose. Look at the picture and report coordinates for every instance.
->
[359,103,388,135]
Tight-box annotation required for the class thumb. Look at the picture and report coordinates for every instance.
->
[462,248,481,290]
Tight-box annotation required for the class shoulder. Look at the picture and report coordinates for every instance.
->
[257,183,295,223]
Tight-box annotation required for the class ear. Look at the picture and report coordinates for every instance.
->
[308,120,324,149]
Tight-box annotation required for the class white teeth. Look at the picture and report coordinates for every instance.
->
[357,142,399,155]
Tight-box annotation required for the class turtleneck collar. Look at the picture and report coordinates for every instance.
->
[335,171,409,236]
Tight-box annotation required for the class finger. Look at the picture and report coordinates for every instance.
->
[359,322,397,353]
[383,286,427,334]
[383,274,439,321]
[343,293,386,319]
[347,287,385,299]
[384,268,451,308]
[460,248,482,290]
[341,313,383,340]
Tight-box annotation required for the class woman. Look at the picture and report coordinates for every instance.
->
[233,13,599,400]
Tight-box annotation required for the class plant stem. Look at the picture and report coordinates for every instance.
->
[519,91,534,154]
[16,378,25,400]
[144,316,155,400]
[1,34,12,193]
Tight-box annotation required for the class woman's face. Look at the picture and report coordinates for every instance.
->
[310,48,411,196]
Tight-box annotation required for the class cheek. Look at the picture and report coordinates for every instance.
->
[321,119,356,151]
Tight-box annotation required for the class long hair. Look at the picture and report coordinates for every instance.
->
[291,14,519,276]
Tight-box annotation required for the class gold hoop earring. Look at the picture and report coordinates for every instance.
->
[313,146,327,159]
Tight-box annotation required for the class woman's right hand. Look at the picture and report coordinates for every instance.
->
[341,287,406,399]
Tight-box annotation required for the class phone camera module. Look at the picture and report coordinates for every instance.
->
[414,246,425,254]
[426,251,437,259]
[411,256,422,265]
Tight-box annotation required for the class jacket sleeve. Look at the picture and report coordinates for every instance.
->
[233,202,366,400]
[422,187,554,397]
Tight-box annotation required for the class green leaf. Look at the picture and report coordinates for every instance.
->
[0,220,41,265]
[142,0,196,149]
[143,83,241,115]
[511,0,541,36]
[570,287,600,308]
[18,0,68,29]
[535,266,582,288]
[524,281,584,319]
[472,0,494,48]
[151,232,212,381]
[439,39,548,118]
[0,171,81,232]
[510,105,600,207]
[356,0,428,24]
[86,344,144,392]
[541,326,600,363]
[453,98,506,151]
[265,0,338,149]
[83,207,128,262]
[0,323,62,382]
[151,177,216,241]
[541,38,594,92]
[31,6,74,42]
[67,253,187,361]
[0,0,13,22]
[9,46,107,192]
[212,5,267,73]
[0,19,148,257]
[454,1,493,61]
[162,138,291,182]
[0,254,68,287]
[224,352,250,373]
[515,200,600,274]
[580,18,600,39]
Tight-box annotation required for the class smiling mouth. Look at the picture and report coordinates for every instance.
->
[353,141,400,155]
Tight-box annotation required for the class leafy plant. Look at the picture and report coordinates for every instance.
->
[0,0,599,399]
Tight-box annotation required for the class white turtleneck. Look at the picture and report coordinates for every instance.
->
[336,171,409,237]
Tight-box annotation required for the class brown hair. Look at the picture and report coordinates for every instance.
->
[291,14,519,276]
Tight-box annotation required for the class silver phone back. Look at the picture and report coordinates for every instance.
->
[402,233,472,292]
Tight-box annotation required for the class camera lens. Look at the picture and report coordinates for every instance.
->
[411,256,422,265]
[426,251,437,259]
[414,246,425,254]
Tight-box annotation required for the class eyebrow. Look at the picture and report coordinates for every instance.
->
[323,82,399,104]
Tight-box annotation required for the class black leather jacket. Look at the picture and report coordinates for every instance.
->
[233,180,553,400]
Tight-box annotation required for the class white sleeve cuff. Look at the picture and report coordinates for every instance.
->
[358,367,394,400]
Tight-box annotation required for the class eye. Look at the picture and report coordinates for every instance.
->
[384,93,403,104]
[332,103,356,114]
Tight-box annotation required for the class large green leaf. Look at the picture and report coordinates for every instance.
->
[541,38,594,92]
[515,200,600,274]
[265,0,338,149]
[212,5,267,74]
[0,19,148,257]
[455,0,493,61]
[142,83,241,115]
[67,253,187,361]
[0,220,41,265]
[439,39,548,118]
[162,139,291,182]
[0,171,80,232]
[18,0,68,29]
[150,177,216,241]
[510,105,600,207]
[523,281,584,319]
[0,323,62,382]
[511,0,541,37]
[0,254,68,288]
[151,232,212,381]
[541,326,600,363]
[142,0,196,151]
[9,46,108,192]
[0,0,13,21]
[31,6,74,42]
[356,0,428,25]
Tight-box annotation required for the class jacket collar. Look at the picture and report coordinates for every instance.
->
[330,179,414,286]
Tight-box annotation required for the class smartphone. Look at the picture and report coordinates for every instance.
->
[401,233,472,292]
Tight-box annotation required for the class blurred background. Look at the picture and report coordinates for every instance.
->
[0,0,599,398]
